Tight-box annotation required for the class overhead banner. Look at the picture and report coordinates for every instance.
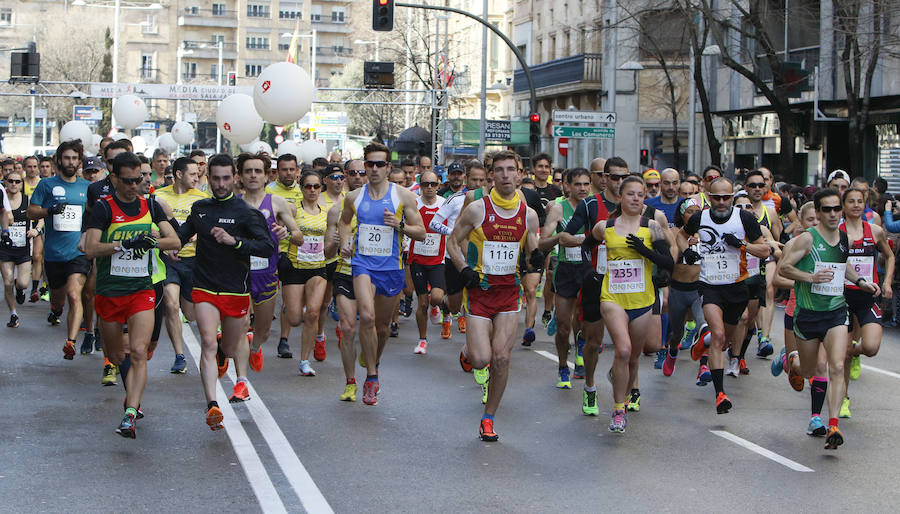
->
[88,82,253,100]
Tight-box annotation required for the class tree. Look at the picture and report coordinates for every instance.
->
[98,28,114,136]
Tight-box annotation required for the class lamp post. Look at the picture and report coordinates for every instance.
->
[281,31,318,84]
[352,37,380,61]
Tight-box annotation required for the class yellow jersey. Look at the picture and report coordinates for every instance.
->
[266,180,303,254]
[290,201,328,269]
[154,185,209,258]
[600,215,655,309]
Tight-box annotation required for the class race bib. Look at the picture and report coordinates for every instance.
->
[110,249,149,278]
[9,226,26,247]
[595,244,608,274]
[358,224,394,257]
[413,232,441,257]
[746,255,760,277]
[702,252,739,283]
[250,256,269,271]
[481,241,518,275]
[608,259,645,294]
[52,204,82,232]
[847,256,874,284]
[812,262,846,296]
[297,235,325,262]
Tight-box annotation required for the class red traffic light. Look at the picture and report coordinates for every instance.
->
[640,149,649,157]
[529,113,540,123]
[379,0,389,4]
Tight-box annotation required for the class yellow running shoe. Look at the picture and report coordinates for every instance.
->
[340,382,357,402]
[840,397,851,418]
[102,364,118,386]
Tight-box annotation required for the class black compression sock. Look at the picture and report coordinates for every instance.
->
[700,355,709,366]
[737,329,754,359]
[711,369,725,394]
[119,354,132,385]
[207,400,219,410]
[811,377,828,416]
[31,280,38,292]
[668,343,678,357]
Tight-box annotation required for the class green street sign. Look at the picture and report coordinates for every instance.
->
[552,126,615,139]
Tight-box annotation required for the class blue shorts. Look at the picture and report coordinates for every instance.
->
[352,266,405,297]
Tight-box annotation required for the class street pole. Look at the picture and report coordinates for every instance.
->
[311,29,317,87]
[477,0,487,161]
[606,0,617,157]
[112,0,120,129]
[216,39,223,153]
[30,95,35,148]
[176,49,183,122]
[688,45,696,173]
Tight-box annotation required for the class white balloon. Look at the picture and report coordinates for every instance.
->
[240,139,261,152]
[85,133,102,155]
[113,94,148,130]
[254,141,273,155]
[277,140,301,157]
[171,121,195,145]
[253,62,314,125]
[110,132,128,141]
[59,120,93,145]
[131,135,147,154]
[216,93,263,145]
[298,139,327,164]
[157,133,178,154]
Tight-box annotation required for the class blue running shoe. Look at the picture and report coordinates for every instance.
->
[654,348,666,369]
[521,327,536,347]
[170,354,187,374]
[556,367,572,389]
[680,321,696,350]
[756,336,774,357]
[573,338,586,378]
[547,313,557,336]
[807,415,827,437]
[771,347,785,376]
[697,364,712,386]
[328,297,339,322]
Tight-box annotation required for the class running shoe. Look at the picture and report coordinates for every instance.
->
[249,346,264,372]
[313,335,327,361]
[521,327,536,347]
[206,405,224,431]
[459,351,473,373]
[690,323,710,361]
[608,409,627,433]
[547,312,557,336]
[123,400,144,420]
[400,296,413,318]
[756,336,774,357]
[328,297,339,322]
[481,381,489,405]
[663,351,677,377]
[473,366,490,386]
[824,425,844,450]
[738,358,749,375]
[6,313,18,328]
[362,379,379,405]
[715,392,732,414]
[457,315,466,333]
[680,320,696,350]
[115,412,137,439]
[359,350,367,368]
[542,309,553,328]
[413,339,427,355]
[626,390,641,412]
[574,339,586,379]
[229,381,250,402]
[429,306,442,325]
[479,418,499,441]
[48,311,61,326]
[807,416,827,437]
[582,390,599,416]
[771,347,785,376]
[726,357,739,377]
[696,364,711,386]
[556,367,572,389]
[340,382,357,402]
[80,333,94,355]
[216,342,228,378]
[94,329,102,352]
[654,348,666,370]
[390,321,399,338]
[15,288,25,305]
[63,339,76,360]
[849,341,861,380]
[102,364,118,386]
[277,338,292,359]
[29,291,39,303]
[441,320,451,339]
[169,354,187,374]
[840,397,851,418]
[298,359,317,376]
[787,352,804,392]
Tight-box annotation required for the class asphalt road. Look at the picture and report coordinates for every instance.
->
[3,295,900,513]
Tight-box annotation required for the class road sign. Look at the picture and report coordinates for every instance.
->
[552,110,616,124]
[558,137,569,156]
[552,126,615,139]
[73,105,102,127]
[483,120,511,142]
[274,134,285,144]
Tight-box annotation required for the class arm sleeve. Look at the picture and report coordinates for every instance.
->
[236,208,275,258]
[522,189,546,225]
[82,200,112,231]
[429,218,451,236]
[684,211,702,235]
[648,239,674,271]
[884,210,900,233]
[563,200,590,235]
[739,209,764,241]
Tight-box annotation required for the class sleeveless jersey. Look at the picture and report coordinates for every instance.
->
[242,193,279,275]
[557,197,583,264]
[266,181,303,254]
[794,227,849,311]
[466,194,527,289]
[96,196,154,296]
[24,178,40,197]
[600,215,655,309]
[154,185,209,258]
[408,196,446,266]
[352,183,404,271]
[756,205,772,231]
[320,191,341,265]
[840,220,878,288]
[290,200,327,269]
[697,207,752,285]
[336,197,357,276]
[7,193,31,249]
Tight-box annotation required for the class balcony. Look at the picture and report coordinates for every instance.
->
[182,40,238,60]
[311,17,352,33]
[315,46,353,64]
[138,67,161,83]
[178,7,238,28]
[513,53,603,98]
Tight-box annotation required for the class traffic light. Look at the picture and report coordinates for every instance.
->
[10,41,39,84]
[651,134,664,157]
[372,0,394,32]
[529,113,541,148]
[227,71,236,86]
[640,149,649,166]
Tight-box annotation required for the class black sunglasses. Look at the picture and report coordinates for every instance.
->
[5,178,22,184]
[347,169,366,176]
[119,176,143,185]
[709,194,734,201]
[819,205,842,213]
[746,182,766,189]
[420,181,439,188]
[607,174,628,181]
[366,160,389,168]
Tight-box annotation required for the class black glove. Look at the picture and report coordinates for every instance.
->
[682,248,701,265]
[460,266,480,289]
[0,230,11,249]
[529,248,545,271]
[121,233,157,258]
[722,233,744,249]
[47,202,67,215]
[626,234,653,259]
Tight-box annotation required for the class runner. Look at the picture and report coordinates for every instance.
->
[407,170,446,355]
[339,142,426,406]
[83,151,180,438]
[1,168,42,328]
[776,188,880,449]
[314,163,346,361]
[27,140,91,360]
[747,170,784,359]
[446,150,541,441]
[176,153,275,430]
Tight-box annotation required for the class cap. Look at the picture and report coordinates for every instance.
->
[83,156,105,171]
[324,163,343,175]
[827,169,850,184]
[643,169,660,181]
[447,162,463,173]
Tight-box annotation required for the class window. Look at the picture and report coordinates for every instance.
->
[183,62,197,80]
[211,63,218,80]
[187,6,199,15]
[246,64,265,77]
[311,5,321,21]
[142,14,158,34]
[331,7,345,22]
[280,9,301,19]
[246,36,270,50]
[0,8,12,25]
[211,34,225,44]
[278,43,290,51]
[247,4,270,18]
[212,3,226,16]
[140,54,154,79]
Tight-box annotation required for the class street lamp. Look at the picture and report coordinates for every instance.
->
[281,31,317,86]
[352,38,380,61]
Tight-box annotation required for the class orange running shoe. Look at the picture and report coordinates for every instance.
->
[715,392,732,414]
[824,425,844,450]
[249,346,264,372]
[229,381,250,402]
[216,342,229,378]
[457,315,467,334]
[787,353,805,392]
[314,336,327,361]
[459,350,473,373]
[441,320,451,339]
[206,405,224,431]
[479,418,499,442]
[690,324,710,361]
[63,339,76,360]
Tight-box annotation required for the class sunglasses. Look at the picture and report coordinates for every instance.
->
[303,183,321,190]
[328,174,345,181]
[736,203,753,210]
[704,175,721,182]
[366,160,389,168]
[607,174,628,181]
[119,177,143,185]
[5,179,22,184]
[819,205,842,213]
[746,182,766,189]
[709,194,734,201]
[347,169,366,176]
[420,181,439,188]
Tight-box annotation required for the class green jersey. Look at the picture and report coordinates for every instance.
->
[556,197,583,263]
[96,196,156,297]
[794,227,848,312]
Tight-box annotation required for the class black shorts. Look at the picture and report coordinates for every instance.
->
[334,272,355,300]
[699,282,749,326]
[579,272,604,323]
[794,306,849,341]
[652,287,662,315]
[410,262,445,295]
[0,247,31,265]
[784,312,794,331]
[553,261,582,299]
[746,276,767,306]
[444,257,465,296]
[162,255,196,301]
[845,289,882,326]
[325,260,339,281]
[46,255,92,290]
[151,282,165,343]
[280,264,327,285]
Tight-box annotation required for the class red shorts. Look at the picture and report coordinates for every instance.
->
[191,289,250,319]
[95,290,156,324]
[466,284,521,319]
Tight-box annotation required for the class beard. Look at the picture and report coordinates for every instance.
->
[60,165,77,177]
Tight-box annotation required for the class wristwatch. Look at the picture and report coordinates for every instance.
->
[855,277,867,286]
